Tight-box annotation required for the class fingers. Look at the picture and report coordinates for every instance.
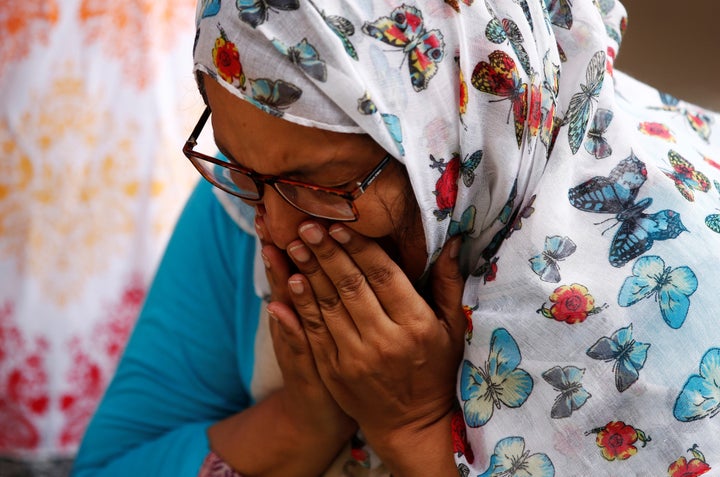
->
[286,237,362,348]
[256,214,292,305]
[289,222,403,336]
[430,236,467,344]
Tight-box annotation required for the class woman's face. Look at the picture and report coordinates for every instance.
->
[203,76,426,274]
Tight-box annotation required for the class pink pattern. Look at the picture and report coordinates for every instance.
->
[0,300,48,451]
[198,452,244,477]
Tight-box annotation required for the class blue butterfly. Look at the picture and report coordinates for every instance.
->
[544,0,572,30]
[706,180,720,233]
[236,0,299,28]
[460,328,534,427]
[586,324,650,392]
[449,206,476,236]
[568,153,686,267]
[246,78,302,117]
[596,0,615,15]
[529,235,576,283]
[362,5,445,92]
[307,0,358,60]
[271,38,327,82]
[512,0,535,31]
[357,95,405,157]
[381,113,404,156]
[564,50,605,154]
[673,348,720,422]
[618,255,698,329]
[485,4,532,75]
[200,0,221,18]
[479,436,555,477]
[542,365,591,418]
[584,108,613,159]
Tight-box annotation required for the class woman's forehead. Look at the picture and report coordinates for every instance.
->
[205,76,381,177]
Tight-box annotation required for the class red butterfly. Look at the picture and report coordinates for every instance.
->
[471,50,528,147]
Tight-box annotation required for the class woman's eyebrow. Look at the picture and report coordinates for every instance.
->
[214,139,318,179]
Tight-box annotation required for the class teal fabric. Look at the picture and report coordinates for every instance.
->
[72,180,262,476]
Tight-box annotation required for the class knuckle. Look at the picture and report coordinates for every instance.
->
[315,292,343,312]
[314,242,342,262]
[364,265,395,288]
[334,271,367,297]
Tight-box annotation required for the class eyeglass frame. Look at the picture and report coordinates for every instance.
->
[182,106,393,222]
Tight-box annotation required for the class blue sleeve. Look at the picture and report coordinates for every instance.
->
[72,181,262,476]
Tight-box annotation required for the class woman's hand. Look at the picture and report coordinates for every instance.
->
[272,221,466,476]
[207,214,356,477]
[258,213,357,446]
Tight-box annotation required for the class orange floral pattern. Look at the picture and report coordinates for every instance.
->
[78,0,195,89]
[0,3,60,77]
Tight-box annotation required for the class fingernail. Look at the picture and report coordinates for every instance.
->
[266,306,278,322]
[288,243,311,263]
[255,217,264,240]
[299,223,323,245]
[288,279,304,295]
[449,238,461,259]
[329,225,350,244]
[261,251,270,269]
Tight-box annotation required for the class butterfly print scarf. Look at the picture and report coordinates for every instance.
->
[194,0,720,474]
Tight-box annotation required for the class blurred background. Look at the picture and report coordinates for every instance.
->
[616,1,720,110]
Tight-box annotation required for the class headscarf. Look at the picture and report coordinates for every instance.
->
[194,0,720,474]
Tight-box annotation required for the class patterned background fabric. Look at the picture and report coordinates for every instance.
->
[0,0,200,468]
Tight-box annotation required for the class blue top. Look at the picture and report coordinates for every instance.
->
[72,180,262,476]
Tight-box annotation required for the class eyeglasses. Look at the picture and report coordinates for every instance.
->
[182,107,392,221]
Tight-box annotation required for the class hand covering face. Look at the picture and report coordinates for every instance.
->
[194,0,720,474]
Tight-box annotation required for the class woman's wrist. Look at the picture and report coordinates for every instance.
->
[362,409,458,477]
[208,389,355,477]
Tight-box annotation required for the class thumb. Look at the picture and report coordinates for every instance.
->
[430,236,466,340]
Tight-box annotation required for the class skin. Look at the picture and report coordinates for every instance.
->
[203,75,466,477]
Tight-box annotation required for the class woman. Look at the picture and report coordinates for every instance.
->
[74,0,720,475]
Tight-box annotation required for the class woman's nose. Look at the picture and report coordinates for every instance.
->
[259,187,314,249]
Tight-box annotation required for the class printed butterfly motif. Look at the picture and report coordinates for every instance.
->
[596,0,615,15]
[530,235,576,283]
[200,0,221,18]
[544,0,572,29]
[460,328,534,427]
[513,0,534,32]
[472,50,528,147]
[485,3,532,75]
[307,0,358,60]
[449,206,477,236]
[584,108,613,159]
[706,180,720,233]
[618,255,698,329]
[357,94,405,156]
[479,436,555,477]
[564,50,605,154]
[586,324,650,392]
[656,92,714,142]
[236,0,299,28]
[661,149,710,201]
[246,78,302,117]
[542,365,591,418]
[382,113,405,156]
[362,5,445,92]
[673,348,720,422]
[540,51,560,151]
[271,38,327,82]
[568,153,686,267]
